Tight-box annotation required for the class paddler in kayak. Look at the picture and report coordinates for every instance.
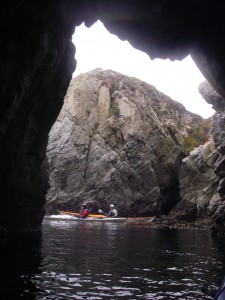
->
[108,204,118,217]
[79,204,89,218]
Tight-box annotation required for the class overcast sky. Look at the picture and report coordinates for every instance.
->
[72,20,215,119]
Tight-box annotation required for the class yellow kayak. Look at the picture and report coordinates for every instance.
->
[58,210,108,219]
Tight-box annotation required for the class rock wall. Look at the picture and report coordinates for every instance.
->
[0,1,76,230]
[199,82,225,235]
[168,139,220,223]
[167,81,225,234]
[46,69,207,216]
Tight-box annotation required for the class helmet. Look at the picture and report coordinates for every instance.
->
[110,204,114,208]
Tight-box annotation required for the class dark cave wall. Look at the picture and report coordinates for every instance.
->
[1,0,225,231]
[0,1,76,230]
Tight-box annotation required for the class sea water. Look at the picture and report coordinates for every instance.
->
[0,219,225,299]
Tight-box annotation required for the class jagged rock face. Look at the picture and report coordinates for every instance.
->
[169,81,225,235]
[168,139,221,223]
[1,1,225,231]
[199,81,225,113]
[159,81,225,227]
[46,69,205,216]
[198,81,225,235]
[199,82,225,198]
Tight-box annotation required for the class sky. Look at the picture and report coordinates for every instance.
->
[72,21,215,119]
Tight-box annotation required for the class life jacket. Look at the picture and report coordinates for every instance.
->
[80,209,89,218]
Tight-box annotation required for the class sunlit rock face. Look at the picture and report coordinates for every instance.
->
[1,1,225,231]
[46,69,206,216]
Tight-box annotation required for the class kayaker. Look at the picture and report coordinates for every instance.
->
[108,204,118,217]
[79,204,89,218]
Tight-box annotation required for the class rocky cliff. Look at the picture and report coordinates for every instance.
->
[168,139,220,223]
[199,81,225,235]
[46,69,208,216]
[167,81,225,233]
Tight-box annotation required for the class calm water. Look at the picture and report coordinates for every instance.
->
[1,220,225,299]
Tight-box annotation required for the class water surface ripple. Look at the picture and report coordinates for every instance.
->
[1,220,225,299]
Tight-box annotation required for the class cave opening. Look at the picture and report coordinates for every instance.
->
[1,1,224,233]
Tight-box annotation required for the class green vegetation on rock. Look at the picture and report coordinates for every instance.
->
[109,102,120,116]
[182,119,210,152]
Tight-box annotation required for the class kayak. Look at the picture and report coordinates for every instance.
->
[58,210,108,219]
[44,212,157,224]
[58,211,156,222]
[44,214,126,223]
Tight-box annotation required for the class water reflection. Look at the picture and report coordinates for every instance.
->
[0,221,225,299]
[38,221,225,299]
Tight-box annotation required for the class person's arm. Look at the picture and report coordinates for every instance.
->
[112,209,118,217]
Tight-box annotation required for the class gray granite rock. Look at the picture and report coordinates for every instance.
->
[46,69,206,216]
[168,139,221,223]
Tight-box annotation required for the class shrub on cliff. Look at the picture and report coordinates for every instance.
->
[183,119,210,152]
